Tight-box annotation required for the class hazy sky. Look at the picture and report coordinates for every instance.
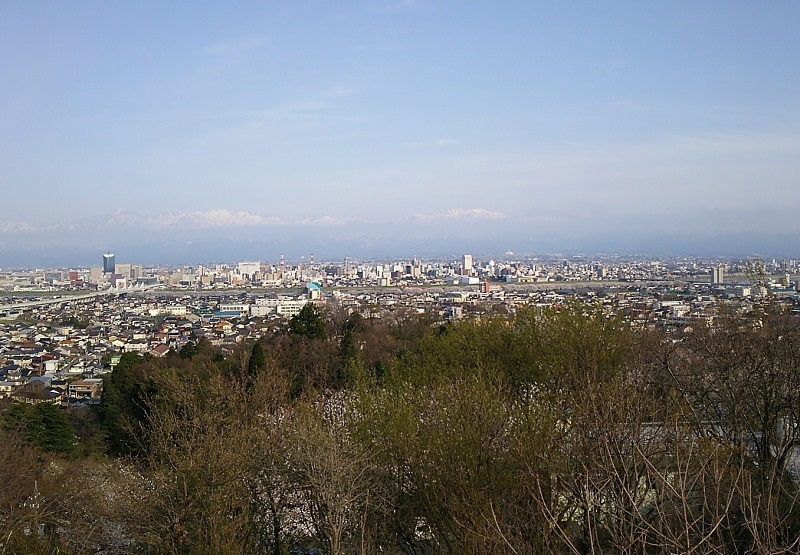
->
[2,1,799,265]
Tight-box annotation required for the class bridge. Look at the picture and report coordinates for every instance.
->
[0,283,160,319]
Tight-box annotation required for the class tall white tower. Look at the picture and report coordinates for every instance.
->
[462,254,473,275]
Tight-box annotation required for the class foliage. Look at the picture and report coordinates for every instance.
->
[58,316,90,329]
[288,303,328,340]
[6,302,800,553]
[178,341,197,359]
[139,371,260,554]
[97,352,152,457]
[3,402,77,455]
[246,341,267,381]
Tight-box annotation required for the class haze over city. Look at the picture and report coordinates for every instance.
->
[2,1,799,266]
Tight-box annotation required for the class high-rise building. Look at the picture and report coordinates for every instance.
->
[90,267,103,284]
[462,254,473,275]
[103,252,115,274]
[237,261,260,282]
[712,266,724,284]
[116,263,132,279]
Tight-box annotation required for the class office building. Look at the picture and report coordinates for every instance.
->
[103,252,116,274]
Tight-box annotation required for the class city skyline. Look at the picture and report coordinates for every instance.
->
[2,2,799,265]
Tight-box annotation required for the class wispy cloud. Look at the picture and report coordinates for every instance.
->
[199,96,362,146]
[0,210,367,235]
[1,208,513,237]
[0,221,39,233]
[112,209,314,229]
[366,0,419,15]
[239,101,329,120]
[408,138,461,149]
[412,208,508,222]
[595,59,630,75]
[298,215,349,226]
[147,210,281,228]
[201,34,266,60]
[0,220,84,234]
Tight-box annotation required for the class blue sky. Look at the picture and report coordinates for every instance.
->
[2,1,799,265]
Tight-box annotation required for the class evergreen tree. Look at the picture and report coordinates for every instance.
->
[98,352,148,456]
[288,304,327,340]
[3,402,76,455]
[179,341,198,359]
[33,403,77,455]
[247,342,267,381]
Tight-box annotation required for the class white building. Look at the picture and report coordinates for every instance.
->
[237,261,261,281]
[276,300,308,316]
[219,304,250,317]
[462,254,473,275]
[250,305,273,317]
[148,305,188,317]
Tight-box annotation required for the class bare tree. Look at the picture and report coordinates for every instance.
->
[137,371,261,554]
[288,397,380,555]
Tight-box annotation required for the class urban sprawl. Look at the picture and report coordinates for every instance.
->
[1,252,799,404]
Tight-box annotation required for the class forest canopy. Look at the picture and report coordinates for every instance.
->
[2,302,800,554]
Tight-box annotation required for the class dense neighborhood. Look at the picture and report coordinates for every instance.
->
[2,254,800,405]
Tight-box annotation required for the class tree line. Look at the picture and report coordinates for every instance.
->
[3,302,800,554]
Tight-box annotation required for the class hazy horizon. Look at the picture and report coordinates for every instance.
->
[2,227,800,270]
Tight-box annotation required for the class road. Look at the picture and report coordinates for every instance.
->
[0,285,158,317]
